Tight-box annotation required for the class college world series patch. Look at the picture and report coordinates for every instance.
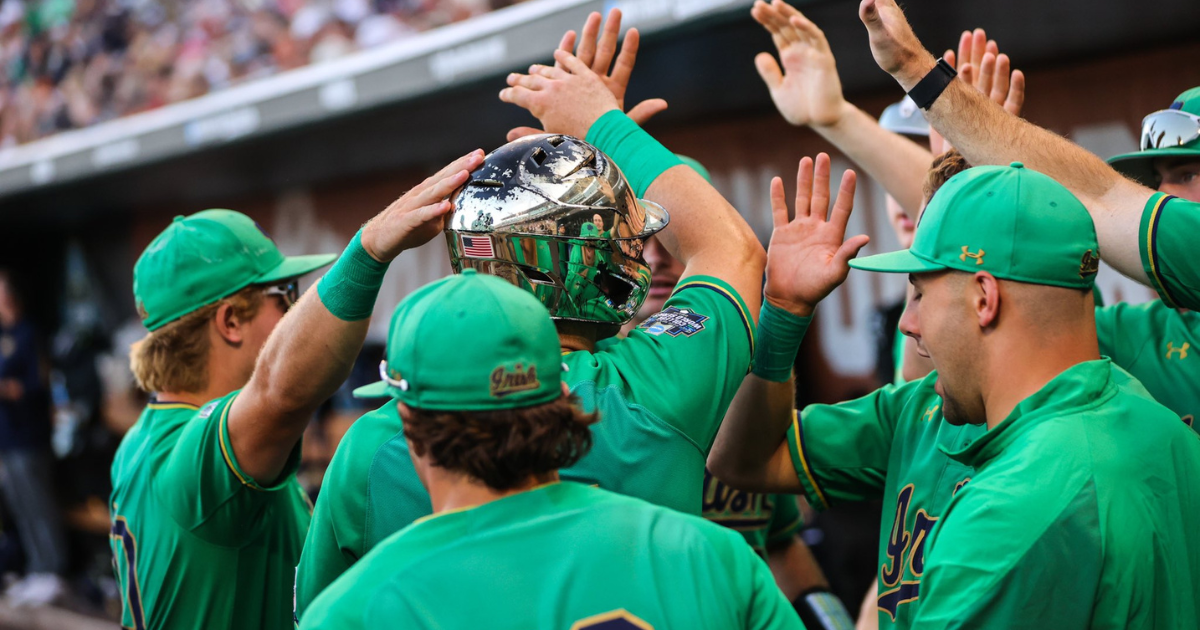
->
[638,306,708,337]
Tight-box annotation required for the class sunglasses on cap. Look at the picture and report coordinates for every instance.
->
[1140,109,1200,151]
[262,280,299,311]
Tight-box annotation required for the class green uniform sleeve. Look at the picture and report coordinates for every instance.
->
[765,494,802,550]
[295,408,388,621]
[912,483,1102,629]
[155,390,303,546]
[1140,193,1200,311]
[786,377,933,511]
[607,275,755,449]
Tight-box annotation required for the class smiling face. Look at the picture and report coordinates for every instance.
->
[900,270,987,426]
[1154,156,1200,202]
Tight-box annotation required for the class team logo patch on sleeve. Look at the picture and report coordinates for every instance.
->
[638,306,708,337]
[199,401,218,419]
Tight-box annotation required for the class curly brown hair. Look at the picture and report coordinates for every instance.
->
[403,396,598,491]
[923,149,972,206]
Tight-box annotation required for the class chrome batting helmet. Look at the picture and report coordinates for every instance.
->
[446,134,669,325]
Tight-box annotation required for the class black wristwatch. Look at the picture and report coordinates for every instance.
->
[907,58,957,110]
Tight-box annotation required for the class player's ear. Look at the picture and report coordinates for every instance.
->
[973,272,1000,329]
[212,301,246,346]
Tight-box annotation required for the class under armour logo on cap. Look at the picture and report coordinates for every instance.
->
[960,247,985,265]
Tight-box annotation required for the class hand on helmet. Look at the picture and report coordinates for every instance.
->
[361,150,484,262]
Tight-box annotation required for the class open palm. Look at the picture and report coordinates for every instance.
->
[752,0,846,128]
[765,153,869,316]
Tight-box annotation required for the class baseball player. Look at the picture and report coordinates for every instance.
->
[859,0,1200,313]
[712,154,1200,627]
[294,15,766,618]
[109,151,482,630]
[299,270,799,630]
[749,0,1026,388]
[1097,87,1200,426]
[622,156,854,630]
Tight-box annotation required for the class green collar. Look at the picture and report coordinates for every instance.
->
[940,359,1116,467]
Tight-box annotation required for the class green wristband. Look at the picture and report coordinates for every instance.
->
[585,110,683,197]
[317,230,389,321]
[752,301,812,382]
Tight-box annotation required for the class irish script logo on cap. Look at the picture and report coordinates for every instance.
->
[1079,250,1100,278]
[490,363,540,398]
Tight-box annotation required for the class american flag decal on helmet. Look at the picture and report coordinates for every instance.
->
[460,234,495,258]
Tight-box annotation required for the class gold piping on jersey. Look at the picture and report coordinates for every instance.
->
[791,410,830,510]
[1144,194,1180,308]
[216,394,260,490]
[673,279,756,358]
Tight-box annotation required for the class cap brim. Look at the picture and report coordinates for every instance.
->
[352,381,392,399]
[1108,147,1200,186]
[850,249,947,274]
[257,253,338,284]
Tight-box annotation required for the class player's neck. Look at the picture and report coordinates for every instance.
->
[427,471,560,514]
[154,357,251,408]
[979,333,1100,430]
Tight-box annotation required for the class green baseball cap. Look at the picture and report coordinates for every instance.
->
[353,269,564,411]
[1108,87,1200,186]
[850,163,1100,289]
[134,209,336,331]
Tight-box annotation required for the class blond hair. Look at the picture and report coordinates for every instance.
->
[130,287,263,394]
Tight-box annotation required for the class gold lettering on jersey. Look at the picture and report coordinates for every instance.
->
[1183,414,1194,429]
[489,363,540,398]
[1166,342,1190,360]
[878,483,947,621]
[960,246,985,265]
[922,404,940,422]
[1078,249,1100,278]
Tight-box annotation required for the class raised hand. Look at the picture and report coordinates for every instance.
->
[500,49,621,139]
[858,0,936,89]
[930,28,1025,154]
[361,150,484,262]
[506,10,667,141]
[751,0,847,128]
[764,153,869,317]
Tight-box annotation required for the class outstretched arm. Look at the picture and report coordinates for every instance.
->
[227,151,484,484]
[708,154,868,491]
[502,48,765,314]
[753,0,931,216]
[859,0,1149,284]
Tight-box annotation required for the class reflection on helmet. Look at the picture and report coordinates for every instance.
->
[445,134,669,325]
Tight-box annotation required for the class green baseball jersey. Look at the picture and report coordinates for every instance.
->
[1140,192,1200,311]
[300,482,800,630]
[295,275,754,619]
[109,392,310,630]
[914,359,1200,628]
[1096,299,1198,428]
[702,469,803,558]
[786,373,982,629]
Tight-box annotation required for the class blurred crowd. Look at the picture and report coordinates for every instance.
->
[0,0,524,148]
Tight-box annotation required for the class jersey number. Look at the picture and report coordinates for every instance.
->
[571,610,654,629]
[109,517,146,630]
